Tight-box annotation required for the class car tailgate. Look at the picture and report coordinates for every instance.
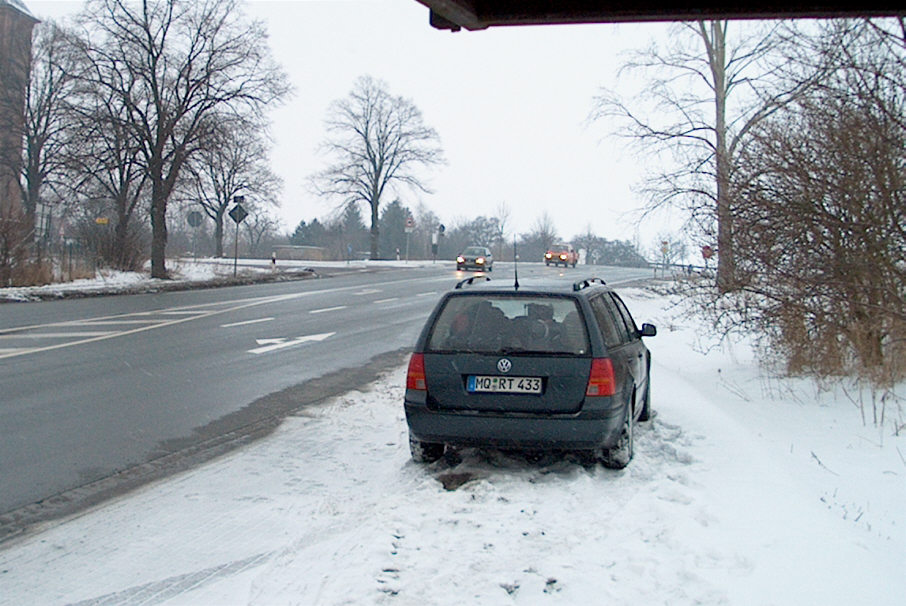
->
[424,353,590,414]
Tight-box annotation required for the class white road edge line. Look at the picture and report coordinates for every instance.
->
[0,332,115,339]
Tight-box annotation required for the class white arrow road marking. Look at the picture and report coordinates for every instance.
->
[248,332,335,355]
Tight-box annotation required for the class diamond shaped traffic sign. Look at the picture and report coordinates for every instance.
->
[229,204,248,224]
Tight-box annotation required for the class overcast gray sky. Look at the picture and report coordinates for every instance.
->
[28,1,675,250]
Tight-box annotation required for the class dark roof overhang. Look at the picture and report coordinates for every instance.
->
[415,1,905,31]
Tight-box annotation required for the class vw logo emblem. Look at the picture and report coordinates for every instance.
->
[497,358,512,373]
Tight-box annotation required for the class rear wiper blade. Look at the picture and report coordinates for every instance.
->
[498,347,528,354]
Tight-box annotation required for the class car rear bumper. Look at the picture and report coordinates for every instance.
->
[457,262,490,270]
[405,391,625,450]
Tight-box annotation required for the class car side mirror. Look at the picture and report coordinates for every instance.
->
[639,323,657,337]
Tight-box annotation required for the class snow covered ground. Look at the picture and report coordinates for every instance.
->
[1,286,903,605]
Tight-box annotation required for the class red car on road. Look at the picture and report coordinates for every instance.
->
[545,243,578,267]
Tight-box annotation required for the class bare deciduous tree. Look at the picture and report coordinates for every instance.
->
[312,75,444,260]
[64,42,149,270]
[516,211,558,262]
[21,21,80,240]
[713,19,906,398]
[180,116,282,257]
[592,21,811,292]
[78,0,289,278]
[242,209,280,258]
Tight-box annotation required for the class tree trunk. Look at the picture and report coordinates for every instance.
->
[370,199,380,260]
[150,181,168,278]
[114,211,128,270]
[214,213,225,258]
[707,21,736,293]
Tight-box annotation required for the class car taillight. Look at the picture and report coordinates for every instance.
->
[456,256,465,263]
[586,358,616,397]
[560,254,567,260]
[407,353,427,391]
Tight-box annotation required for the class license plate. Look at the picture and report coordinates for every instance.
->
[467,375,542,394]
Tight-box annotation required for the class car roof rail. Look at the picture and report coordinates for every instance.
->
[572,277,607,291]
[455,276,492,289]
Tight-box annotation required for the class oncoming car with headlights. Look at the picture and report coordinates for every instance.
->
[404,276,656,468]
[456,246,493,272]
[544,243,578,267]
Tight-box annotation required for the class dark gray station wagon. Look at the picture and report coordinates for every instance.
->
[405,277,656,468]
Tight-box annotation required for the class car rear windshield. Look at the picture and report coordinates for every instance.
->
[426,294,589,355]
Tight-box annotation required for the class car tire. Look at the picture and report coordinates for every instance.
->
[488,265,493,272]
[600,409,633,469]
[638,372,651,422]
[409,435,444,463]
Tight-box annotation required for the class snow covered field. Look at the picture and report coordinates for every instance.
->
[1,287,903,605]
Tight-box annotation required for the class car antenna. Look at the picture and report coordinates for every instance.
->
[513,237,519,290]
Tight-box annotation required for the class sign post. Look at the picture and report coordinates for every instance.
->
[404,215,415,262]
[229,196,248,277]
[187,211,203,261]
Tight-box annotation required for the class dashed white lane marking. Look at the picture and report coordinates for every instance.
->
[221,317,274,328]
[310,306,347,314]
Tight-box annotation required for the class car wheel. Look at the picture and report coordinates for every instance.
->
[456,265,463,271]
[409,434,444,463]
[600,409,633,469]
[638,373,652,422]
[488,265,493,272]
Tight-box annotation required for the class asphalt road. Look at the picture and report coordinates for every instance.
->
[0,262,652,536]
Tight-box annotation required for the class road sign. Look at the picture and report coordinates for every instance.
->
[701,245,714,260]
[95,217,109,225]
[187,211,203,227]
[229,204,248,224]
